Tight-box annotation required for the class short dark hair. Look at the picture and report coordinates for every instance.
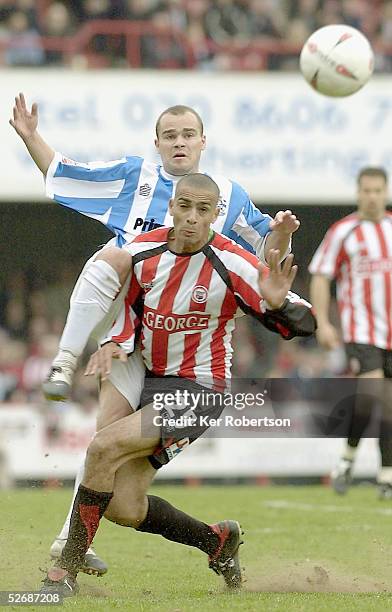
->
[155,105,204,137]
[357,167,388,185]
[175,173,219,201]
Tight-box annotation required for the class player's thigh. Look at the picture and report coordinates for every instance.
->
[96,380,132,431]
[345,343,384,378]
[96,349,145,430]
[93,404,160,460]
[105,457,156,525]
[106,347,145,410]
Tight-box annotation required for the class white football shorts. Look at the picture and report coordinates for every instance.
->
[70,243,145,408]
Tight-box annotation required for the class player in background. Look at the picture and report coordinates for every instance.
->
[10,94,300,574]
[39,174,316,597]
[309,167,392,499]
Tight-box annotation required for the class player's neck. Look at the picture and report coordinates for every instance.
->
[358,211,386,223]
[168,228,213,254]
[160,165,200,181]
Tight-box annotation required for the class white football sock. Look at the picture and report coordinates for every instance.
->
[56,260,121,360]
[57,459,86,540]
[342,445,357,462]
[377,467,392,484]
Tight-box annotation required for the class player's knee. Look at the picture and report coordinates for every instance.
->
[104,497,147,528]
[95,247,132,284]
[87,431,118,468]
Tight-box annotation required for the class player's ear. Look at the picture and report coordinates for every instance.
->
[169,198,174,216]
[201,135,206,151]
[154,137,159,151]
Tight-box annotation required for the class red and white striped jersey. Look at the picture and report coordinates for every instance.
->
[110,228,305,384]
[309,212,392,349]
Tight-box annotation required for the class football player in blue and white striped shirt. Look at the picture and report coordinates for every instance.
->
[10,93,300,575]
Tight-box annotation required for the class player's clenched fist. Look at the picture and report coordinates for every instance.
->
[269,210,300,235]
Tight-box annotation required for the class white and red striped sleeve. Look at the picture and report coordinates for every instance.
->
[210,235,264,314]
[211,234,316,338]
[308,214,358,279]
[101,272,143,353]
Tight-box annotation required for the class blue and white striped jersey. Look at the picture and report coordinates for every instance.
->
[46,152,274,263]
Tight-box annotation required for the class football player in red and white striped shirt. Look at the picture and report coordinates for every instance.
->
[106,200,312,385]
[40,174,315,597]
[309,167,392,498]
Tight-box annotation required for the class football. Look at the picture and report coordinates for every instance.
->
[300,24,374,97]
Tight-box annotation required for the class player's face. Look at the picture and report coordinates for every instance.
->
[155,112,206,176]
[169,186,219,251]
[357,176,388,221]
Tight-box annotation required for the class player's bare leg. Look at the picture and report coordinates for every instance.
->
[50,381,133,575]
[331,370,383,495]
[43,247,131,400]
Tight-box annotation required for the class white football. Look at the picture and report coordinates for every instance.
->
[300,24,374,97]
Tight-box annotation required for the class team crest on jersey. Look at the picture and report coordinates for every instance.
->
[192,285,208,303]
[217,196,227,216]
[139,183,152,197]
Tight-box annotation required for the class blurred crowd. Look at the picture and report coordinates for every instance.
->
[0,0,391,70]
[0,266,99,407]
[0,264,346,407]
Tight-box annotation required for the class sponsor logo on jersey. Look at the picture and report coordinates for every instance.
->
[164,438,190,460]
[133,217,164,232]
[356,257,392,275]
[144,307,210,333]
[139,183,152,197]
[192,285,208,304]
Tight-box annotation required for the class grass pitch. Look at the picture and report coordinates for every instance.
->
[1,485,391,611]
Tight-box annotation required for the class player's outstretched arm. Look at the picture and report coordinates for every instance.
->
[9,92,55,175]
[258,249,298,309]
[265,210,300,264]
[310,274,341,349]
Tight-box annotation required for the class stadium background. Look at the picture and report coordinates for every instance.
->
[1,0,391,486]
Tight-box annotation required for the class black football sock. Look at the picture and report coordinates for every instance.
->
[58,485,113,575]
[379,437,392,467]
[136,495,219,555]
[347,393,374,448]
[379,409,392,466]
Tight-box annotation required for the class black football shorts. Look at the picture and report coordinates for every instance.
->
[345,343,392,377]
[139,372,225,469]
